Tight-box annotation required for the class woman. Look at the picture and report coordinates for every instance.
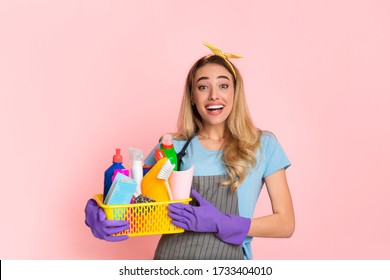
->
[85,42,295,260]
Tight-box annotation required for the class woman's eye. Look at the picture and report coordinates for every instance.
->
[220,84,229,89]
[198,85,207,90]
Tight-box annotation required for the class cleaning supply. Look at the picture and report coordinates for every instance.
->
[157,158,175,200]
[112,169,130,181]
[103,148,125,201]
[142,165,152,176]
[160,134,178,171]
[104,173,137,205]
[168,164,194,200]
[141,149,171,202]
[128,148,144,197]
[154,148,165,161]
[132,194,155,204]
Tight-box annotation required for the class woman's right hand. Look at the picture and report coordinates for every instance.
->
[84,199,129,242]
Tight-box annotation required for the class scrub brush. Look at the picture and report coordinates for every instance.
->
[157,159,175,200]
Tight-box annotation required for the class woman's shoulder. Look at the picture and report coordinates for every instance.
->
[258,130,290,159]
[172,138,187,151]
[260,130,276,141]
[259,130,280,149]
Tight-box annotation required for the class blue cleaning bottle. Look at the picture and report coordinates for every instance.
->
[103,148,125,201]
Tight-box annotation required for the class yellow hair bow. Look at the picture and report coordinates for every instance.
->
[202,41,243,79]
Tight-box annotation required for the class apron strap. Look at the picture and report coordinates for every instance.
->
[176,136,194,170]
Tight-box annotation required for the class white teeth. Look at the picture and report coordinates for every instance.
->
[206,105,224,110]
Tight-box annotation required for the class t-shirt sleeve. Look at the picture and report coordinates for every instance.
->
[263,133,291,178]
[143,143,159,166]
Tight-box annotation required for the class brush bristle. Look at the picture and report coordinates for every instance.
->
[157,160,175,179]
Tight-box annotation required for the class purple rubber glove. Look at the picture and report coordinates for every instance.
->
[167,189,251,246]
[84,199,129,242]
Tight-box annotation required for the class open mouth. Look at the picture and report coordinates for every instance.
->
[206,105,224,111]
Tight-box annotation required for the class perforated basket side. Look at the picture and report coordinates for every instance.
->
[93,194,191,236]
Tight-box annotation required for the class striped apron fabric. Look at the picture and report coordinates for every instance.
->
[153,175,244,260]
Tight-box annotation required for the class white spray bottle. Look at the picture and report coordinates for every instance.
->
[128,148,144,197]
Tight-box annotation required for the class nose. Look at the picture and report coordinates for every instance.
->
[208,86,219,100]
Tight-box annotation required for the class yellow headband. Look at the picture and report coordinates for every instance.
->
[202,41,243,79]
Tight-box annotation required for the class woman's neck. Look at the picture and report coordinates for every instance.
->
[197,125,225,141]
[197,125,225,150]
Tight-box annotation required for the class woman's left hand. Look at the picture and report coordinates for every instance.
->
[168,189,251,245]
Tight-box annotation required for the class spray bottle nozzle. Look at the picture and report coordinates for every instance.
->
[113,148,122,162]
[128,148,144,161]
[154,148,166,161]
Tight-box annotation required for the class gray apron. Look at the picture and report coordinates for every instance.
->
[153,175,244,260]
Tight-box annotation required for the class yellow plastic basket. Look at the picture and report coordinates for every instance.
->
[93,194,191,237]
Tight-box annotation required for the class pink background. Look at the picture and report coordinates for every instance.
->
[1,0,389,259]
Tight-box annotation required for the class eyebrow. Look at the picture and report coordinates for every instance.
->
[196,75,231,83]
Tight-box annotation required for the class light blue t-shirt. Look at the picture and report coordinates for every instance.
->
[144,131,291,259]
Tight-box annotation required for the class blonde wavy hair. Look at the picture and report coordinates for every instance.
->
[174,55,262,190]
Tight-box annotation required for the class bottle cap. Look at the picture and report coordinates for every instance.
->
[154,148,166,161]
[161,134,173,149]
[113,148,123,163]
